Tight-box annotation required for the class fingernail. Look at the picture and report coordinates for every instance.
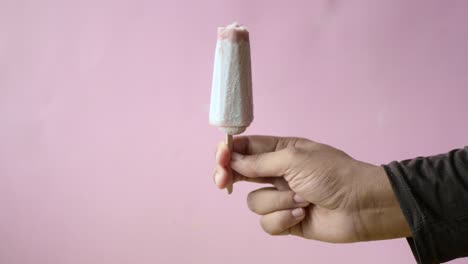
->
[293,194,306,204]
[292,208,305,219]
[231,152,243,161]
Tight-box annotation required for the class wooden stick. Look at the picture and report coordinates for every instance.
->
[226,134,233,194]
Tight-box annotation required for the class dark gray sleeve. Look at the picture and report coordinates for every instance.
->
[383,147,468,264]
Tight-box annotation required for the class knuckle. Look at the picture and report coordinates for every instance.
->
[283,147,304,175]
[286,146,303,158]
[282,137,300,148]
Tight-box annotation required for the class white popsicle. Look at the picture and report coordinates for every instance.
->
[209,22,254,194]
[210,22,253,135]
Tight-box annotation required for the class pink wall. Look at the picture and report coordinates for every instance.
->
[1,0,468,263]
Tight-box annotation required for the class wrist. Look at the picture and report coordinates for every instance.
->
[352,161,411,241]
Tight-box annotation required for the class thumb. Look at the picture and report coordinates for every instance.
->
[230,148,299,178]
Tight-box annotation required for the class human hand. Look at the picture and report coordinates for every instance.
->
[213,136,411,242]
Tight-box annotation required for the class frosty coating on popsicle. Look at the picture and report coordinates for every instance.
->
[209,22,253,194]
[209,22,253,135]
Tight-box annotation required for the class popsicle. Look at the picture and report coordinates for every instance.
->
[209,22,254,194]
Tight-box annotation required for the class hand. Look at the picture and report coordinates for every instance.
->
[213,136,411,242]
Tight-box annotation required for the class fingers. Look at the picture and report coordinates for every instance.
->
[247,187,308,236]
[214,136,309,188]
[261,208,306,235]
[214,142,277,189]
[247,187,309,215]
[213,166,228,189]
[215,142,230,167]
[213,142,230,189]
[231,147,303,178]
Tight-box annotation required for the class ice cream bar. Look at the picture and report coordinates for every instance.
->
[209,22,253,135]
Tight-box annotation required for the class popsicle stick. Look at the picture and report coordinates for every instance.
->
[226,134,233,194]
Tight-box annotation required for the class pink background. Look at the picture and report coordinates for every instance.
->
[1,0,468,263]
